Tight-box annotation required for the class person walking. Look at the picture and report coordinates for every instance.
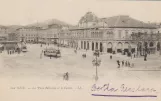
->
[117,60,120,68]
[7,50,9,55]
[74,49,77,54]
[110,55,112,59]
[128,61,130,67]
[122,60,124,67]
[40,52,42,59]
[41,50,43,53]
[131,63,134,68]
[125,61,128,67]
[10,50,12,54]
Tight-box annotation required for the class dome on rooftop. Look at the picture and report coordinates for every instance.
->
[79,12,99,24]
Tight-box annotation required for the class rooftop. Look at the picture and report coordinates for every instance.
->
[78,12,157,29]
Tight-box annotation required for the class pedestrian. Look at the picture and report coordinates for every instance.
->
[110,55,112,59]
[63,72,69,80]
[66,72,69,80]
[117,60,120,68]
[18,48,20,54]
[131,63,134,68]
[40,53,42,59]
[44,50,45,54]
[7,50,9,54]
[122,60,124,67]
[74,50,77,54]
[128,61,130,67]
[42,50,44,54]
[125,61,128,67]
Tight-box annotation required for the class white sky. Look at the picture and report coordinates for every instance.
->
[0,0,161,25]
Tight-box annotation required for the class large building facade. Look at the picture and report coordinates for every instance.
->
[2,11,160,55]
[59,12,160,55]
[17,25,60,44]
[0,26,8,41]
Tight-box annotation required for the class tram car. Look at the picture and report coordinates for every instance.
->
[44,48,61,58]
[21,43,27,52]
[21,46,27,52]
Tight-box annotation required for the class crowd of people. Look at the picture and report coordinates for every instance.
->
[116,60,134,68]
[109,55,134,68]
[6,48,22,55]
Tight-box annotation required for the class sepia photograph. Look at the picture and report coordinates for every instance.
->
[0,0,161,101]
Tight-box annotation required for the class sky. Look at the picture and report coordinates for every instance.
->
[0,0,161,26]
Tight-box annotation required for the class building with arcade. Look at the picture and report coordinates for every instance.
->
[59,12,159,55]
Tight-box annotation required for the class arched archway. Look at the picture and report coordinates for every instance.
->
[92,42,94,51]
[84,41,86,49]
[157,42,160,51]
[144,42,148,47]
[81,41,83,49]
[100,42,103,52]
[107,42,113,53]
[87,41,89,50]
[130,42,136,53]
[143,42,148,55]
[149,42,154,47]
[95,42,98,50]
[117,42,123,53]
[124,42,131,53]
[149,42,155,54]
[137,42,143,56]
[137,42,142,50]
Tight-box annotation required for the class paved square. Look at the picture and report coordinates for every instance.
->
[0,44,161,82]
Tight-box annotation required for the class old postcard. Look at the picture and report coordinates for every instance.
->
[0,0,161,101]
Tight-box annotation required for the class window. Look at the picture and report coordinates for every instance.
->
[118,30,122,38]
[81,41,83,49]
[125,30,128,38]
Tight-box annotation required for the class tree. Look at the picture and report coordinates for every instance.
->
[131,32,150,58]
[156,32,161,55]
[131,32,143,56]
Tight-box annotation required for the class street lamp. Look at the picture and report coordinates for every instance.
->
[92,50,101,81]
[58,33,59,50]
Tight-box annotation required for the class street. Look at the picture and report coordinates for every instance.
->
[0,44,161,101]
[0,44,161,81]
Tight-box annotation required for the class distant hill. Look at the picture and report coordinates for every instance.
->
[26,19,73,29]
[7,25,23,29]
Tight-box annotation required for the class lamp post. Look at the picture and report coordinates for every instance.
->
[157,32,161,56]
[92,50,101,81]
[58,33,60,50]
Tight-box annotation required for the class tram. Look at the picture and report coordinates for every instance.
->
[44,47,61,58]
